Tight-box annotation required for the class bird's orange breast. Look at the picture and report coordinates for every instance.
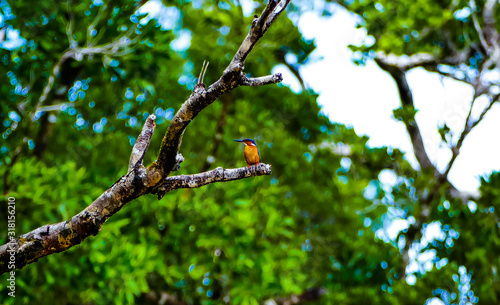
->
[243,145,260,165]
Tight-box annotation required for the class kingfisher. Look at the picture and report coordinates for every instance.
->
[233,138,260,167]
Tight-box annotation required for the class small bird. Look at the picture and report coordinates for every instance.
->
[233,138,260,167]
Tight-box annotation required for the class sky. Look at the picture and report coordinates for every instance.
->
[273,4,500,194]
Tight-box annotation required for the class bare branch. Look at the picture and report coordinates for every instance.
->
[374,1,500,280]
[374,51,470,72]
[378,52,499,275]
[242,73,283,86]
[482,0,499,47]
[87,2,108,47]
[156,164,272,199]
[0,0,286,274]
[154,0,290,178]
[280,60,306,91]
[35,36,137,113]
[228,0,289,69]
[374,58,435,170]
[197,60,209,85]
[375,52,437,70]
[264,287,327,305]
[129,114,156,172]
[376,56,445,272]
[478,0,500,71]
[374,51,489,85]
[65,1,78,50]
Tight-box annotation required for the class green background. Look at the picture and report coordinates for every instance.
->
[1,0,499,304]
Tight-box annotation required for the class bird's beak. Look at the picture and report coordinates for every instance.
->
[233,139,244,142]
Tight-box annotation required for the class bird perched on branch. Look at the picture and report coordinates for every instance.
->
[233,138,260,167]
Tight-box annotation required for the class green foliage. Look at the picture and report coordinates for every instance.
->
[0,0,498,304]
[392,106,418,124]
[437,123,451,144]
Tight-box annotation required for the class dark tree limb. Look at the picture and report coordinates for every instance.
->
[282,61,306,91]
[374,51,484,85]
[469,0,500,71]
[374,58,435,171]
[0,0,289,275]
[470,0,490,52]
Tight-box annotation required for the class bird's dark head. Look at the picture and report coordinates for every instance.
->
[233,138,257,146]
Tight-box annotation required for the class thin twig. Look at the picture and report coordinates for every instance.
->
[197,60,209,85]
[129,114,157,172]
[469,0,490,52]
[442,93,499,179]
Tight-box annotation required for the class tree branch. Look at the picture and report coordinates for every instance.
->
[0,120,265,275]
[128,114,156,172]
[377,51,483,86]
[155,163,272,199]
[242,73,283,86]
[2,146,22,195]
[281,60,306,91]
[0,0,288,275]
[153,0,290,179]
[374,57,435,170]
[34,34,138,113]
[264,287,327,305]
[482,0,499,49]
[470,0,490,52]
[35,50,75,111]
[376,47,499,276]
[375,55,467,275]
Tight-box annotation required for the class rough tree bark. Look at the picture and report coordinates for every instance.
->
[0,0,291,276]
